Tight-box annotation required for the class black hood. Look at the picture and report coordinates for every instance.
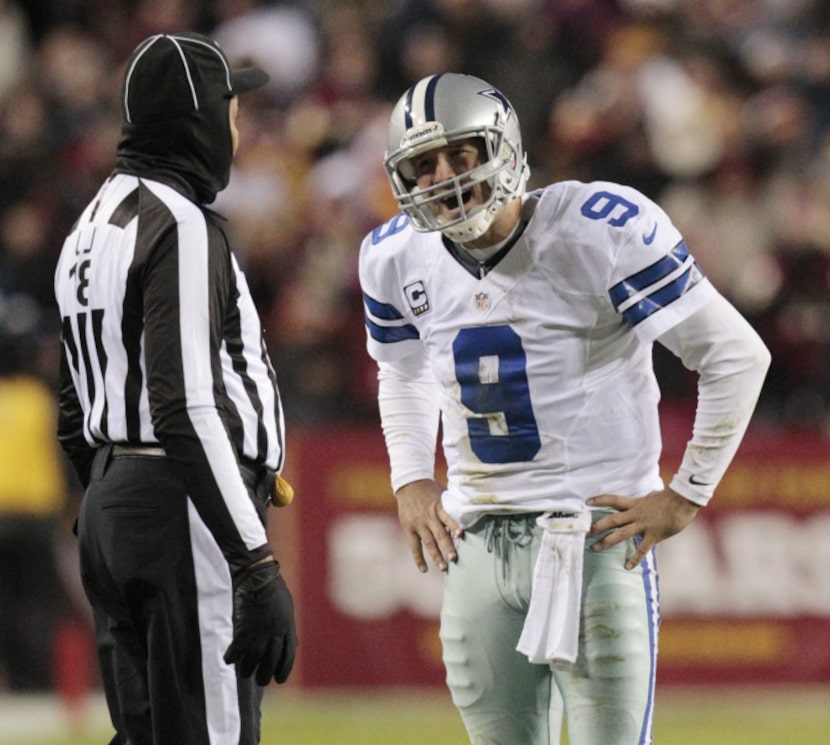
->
[113,32,268,205]
[116,100,234,205]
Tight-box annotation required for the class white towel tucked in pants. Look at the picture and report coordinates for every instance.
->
[516,510,592,666]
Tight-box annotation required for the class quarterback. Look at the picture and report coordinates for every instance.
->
[359,74,770,745]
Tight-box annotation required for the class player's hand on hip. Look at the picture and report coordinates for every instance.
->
[587,488,700,570]
[224,559,298,685]
[395,479,463,573]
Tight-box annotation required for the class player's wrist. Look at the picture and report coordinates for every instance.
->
[668,476,710,508]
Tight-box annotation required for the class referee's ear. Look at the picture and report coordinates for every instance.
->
[229,95,240,157]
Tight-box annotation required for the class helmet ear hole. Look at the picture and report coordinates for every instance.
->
[396,158,415,183]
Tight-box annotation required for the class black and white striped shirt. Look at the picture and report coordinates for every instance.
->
[55,172,284,566]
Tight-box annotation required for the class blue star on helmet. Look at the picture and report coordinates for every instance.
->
[479,88,512,117]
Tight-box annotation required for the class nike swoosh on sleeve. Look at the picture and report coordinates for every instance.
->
[642,223,658,244]
[688,475,712,486]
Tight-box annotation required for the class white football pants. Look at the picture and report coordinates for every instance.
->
[440,511,659,745]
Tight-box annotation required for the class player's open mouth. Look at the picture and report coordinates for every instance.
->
[442,189,474,212]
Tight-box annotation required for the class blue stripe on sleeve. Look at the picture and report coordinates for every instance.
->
[609,242,691,308]
[364,314,420,344]
[362,292,420,344]
[620,263,704,326]
[362,292,404,320]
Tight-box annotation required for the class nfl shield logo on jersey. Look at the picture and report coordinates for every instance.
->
[475,292,490,311]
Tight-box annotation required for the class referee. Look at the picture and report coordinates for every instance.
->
[54,32,296,745]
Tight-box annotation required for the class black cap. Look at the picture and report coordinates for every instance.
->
[122,32,269,125]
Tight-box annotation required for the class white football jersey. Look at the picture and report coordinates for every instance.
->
[359,180,717,524]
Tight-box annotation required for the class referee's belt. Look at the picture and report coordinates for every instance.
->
[112,444,166,459]
[110,444,275,504]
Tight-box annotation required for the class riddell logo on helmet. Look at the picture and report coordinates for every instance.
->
[401,122,445,149]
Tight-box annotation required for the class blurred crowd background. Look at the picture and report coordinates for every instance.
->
[1,0,830,697]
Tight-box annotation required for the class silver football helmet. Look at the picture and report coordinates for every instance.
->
[384,73,529,242]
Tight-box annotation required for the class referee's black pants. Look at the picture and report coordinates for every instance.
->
[78,445,264,745]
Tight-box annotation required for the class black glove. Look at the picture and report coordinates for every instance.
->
[223,560,297,685]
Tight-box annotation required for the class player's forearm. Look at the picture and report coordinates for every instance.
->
[377,357,441,493]
[658,294,771,506]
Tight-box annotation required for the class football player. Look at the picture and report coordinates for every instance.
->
[359,73,770,745]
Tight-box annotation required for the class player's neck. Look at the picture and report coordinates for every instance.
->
[458,198,523,257]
